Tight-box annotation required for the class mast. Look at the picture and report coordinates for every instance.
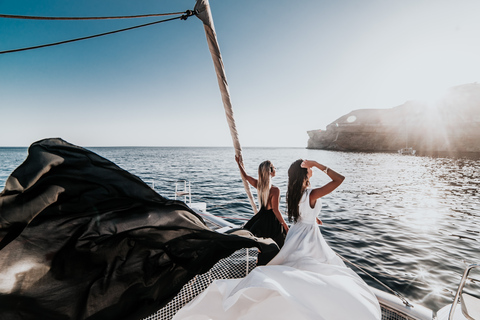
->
[194,0,258,214]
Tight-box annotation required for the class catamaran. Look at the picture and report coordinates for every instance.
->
[0,1,478,319]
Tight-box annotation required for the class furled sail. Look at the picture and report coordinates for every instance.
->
[194,0,258,214]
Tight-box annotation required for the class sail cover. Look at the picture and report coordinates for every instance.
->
[0,138,278,320]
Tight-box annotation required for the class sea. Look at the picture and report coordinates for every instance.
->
[1,146,479,313]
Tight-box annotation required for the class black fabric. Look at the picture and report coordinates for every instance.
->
[243,207,286,262]
[0,138,279,320]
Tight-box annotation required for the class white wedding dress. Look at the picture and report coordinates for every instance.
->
[173,189,381,320]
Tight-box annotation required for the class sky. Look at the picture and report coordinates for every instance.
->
[1,0,479,147]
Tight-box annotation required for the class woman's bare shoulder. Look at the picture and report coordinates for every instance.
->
[270,185,280,194]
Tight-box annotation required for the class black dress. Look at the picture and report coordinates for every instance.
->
[243,206,286,249]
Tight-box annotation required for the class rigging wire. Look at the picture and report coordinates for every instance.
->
[0,12,186,20]
[0,10,195,55]
[338,253,414,308]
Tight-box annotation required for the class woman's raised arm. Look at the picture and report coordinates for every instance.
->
[301,160,344,207]
[235,155,258,189]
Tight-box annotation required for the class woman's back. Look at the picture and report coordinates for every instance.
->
[297,189,321,225]
[243,186,286,253]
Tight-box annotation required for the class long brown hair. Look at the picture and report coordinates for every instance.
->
[286,159,309,223]
[257,160,272,208]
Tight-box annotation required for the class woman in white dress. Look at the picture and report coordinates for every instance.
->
[268,159,347,267]
[173,159,381,320]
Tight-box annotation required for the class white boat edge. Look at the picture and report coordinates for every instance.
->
[371,287,433,320]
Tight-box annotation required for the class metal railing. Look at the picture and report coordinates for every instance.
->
[448,263,480,320]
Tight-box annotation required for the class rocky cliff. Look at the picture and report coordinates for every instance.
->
[307,83,480,156]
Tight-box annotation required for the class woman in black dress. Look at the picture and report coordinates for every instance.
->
[235,156,289,249]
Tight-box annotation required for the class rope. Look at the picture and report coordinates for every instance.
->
[0,12,186,20]
[0,11,195,55]
[194,0,258,214]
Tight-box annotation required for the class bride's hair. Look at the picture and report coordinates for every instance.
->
[257,160,273,208]
[287,159,309,223]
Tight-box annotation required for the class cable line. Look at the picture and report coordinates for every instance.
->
[0,10,195,55]
[0,12,186,20]
[338,253,414,308]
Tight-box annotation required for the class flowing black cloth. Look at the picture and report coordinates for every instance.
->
[0,138,279,320]
[243,207,286,254]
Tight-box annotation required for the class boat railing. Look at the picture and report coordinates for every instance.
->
[174,180,207,212]
[448,263,480,320]
[174,180,192,204]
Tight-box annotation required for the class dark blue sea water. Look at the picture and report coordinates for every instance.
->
[1,146,479,313]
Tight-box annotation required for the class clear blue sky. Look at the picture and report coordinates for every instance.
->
[1,0,479,147]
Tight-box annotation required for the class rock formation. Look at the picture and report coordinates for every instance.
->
[307,83,480,156]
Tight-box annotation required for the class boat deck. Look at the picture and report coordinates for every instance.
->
[142,209,433,320]
[143,246,427,320]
